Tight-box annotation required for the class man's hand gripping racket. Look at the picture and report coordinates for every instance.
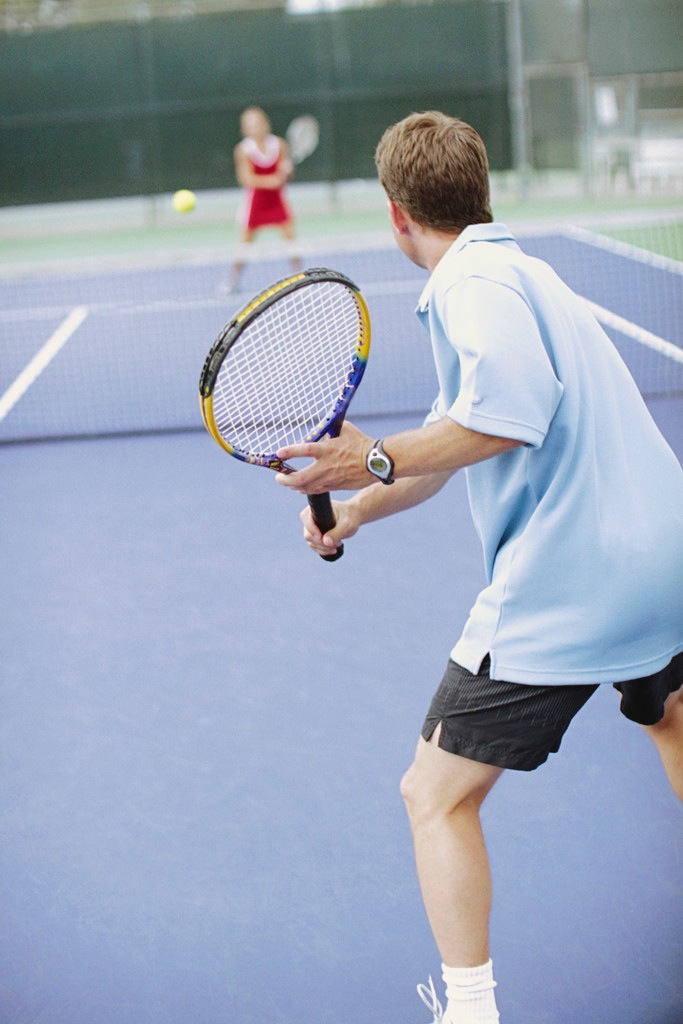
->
[198,268,371,561]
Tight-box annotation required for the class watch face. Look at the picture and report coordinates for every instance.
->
[369,455,389,474]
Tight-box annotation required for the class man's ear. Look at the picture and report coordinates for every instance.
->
[388,199,411,235]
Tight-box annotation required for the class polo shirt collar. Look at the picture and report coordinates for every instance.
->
[417,222,516,313]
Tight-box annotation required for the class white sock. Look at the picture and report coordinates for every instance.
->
[441,960,500,1024]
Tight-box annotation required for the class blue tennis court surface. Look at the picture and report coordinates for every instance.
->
[1,228,682,444]
[1,230,682,1024]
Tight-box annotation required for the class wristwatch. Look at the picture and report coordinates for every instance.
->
[366,439,395,485]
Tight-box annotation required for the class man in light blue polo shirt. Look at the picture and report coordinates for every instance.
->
[275,112,683,1024]
[418,221,683,687]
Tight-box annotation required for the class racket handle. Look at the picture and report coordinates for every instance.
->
[307,492,344,562]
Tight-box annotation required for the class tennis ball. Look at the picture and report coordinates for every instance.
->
[172,189,196,213]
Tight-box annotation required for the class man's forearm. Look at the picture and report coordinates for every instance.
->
[347,469,453,527]
[381,416,522,479]
[276,416,522,498]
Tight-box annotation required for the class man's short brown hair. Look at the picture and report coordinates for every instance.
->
[374,111,493,231]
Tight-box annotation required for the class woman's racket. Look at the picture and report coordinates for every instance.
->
[286,115,319,165]
[199,267,371,562]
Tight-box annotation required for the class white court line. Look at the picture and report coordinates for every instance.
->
[565,224,683,275]
[0,305,89,423]
[582,296,683,364]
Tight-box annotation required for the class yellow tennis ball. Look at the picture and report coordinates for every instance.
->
[172,189,196,213]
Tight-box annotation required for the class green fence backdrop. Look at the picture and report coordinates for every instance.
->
[0,0,681,206]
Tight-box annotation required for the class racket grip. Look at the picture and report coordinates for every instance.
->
[307,492,344,562]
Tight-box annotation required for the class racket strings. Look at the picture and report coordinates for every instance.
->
[212,282,364,455]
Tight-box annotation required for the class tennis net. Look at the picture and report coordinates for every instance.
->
[1,215,682,445]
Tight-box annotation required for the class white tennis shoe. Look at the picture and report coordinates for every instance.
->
[417,975,444,1022]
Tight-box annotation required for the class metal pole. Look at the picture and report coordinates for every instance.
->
[579,0,592,196]
[506,0,530,200]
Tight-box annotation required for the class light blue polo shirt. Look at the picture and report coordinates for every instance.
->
[418,223,683,684]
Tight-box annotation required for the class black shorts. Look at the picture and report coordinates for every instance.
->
[421,651,683,772]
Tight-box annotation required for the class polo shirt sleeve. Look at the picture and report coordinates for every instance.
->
[441,276,564,447]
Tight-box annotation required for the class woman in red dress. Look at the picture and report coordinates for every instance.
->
[228,107,298,292]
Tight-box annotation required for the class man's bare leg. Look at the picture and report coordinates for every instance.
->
[401,727,502,965]
[642,688,683,802]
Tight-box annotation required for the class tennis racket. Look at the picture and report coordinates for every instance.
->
[286,115,319,165]
[199,268,371,562]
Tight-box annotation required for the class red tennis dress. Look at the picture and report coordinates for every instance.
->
[238,135,293,231]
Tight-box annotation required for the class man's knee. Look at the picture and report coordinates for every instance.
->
[399,762,415,811]
[400,758,431,816]
[400,745,448,829]
[400,728,501,827]
[400,724,445,820]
